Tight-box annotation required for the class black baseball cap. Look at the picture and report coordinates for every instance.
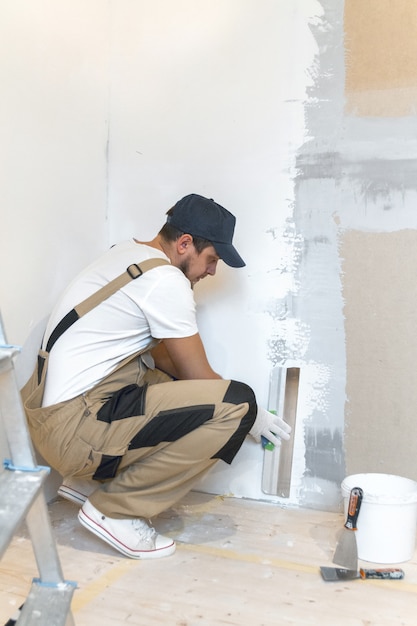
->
[166,194,245,268]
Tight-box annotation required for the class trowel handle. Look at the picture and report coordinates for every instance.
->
[345,487,363,531]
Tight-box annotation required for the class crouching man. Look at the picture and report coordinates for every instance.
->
[22,194,291,559]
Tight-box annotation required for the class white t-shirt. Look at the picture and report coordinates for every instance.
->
[42,240,198,406]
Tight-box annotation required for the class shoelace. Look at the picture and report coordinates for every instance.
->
[131,518,157,545]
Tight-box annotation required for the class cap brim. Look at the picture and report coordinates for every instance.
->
[213,242,246,268]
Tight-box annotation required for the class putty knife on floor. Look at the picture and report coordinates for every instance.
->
[332,486,363,570]
[320,567,404,582]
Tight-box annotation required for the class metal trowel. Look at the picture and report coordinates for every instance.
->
[332,486,363,570]
[261,366,300,497]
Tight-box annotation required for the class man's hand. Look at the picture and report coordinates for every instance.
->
[249,407,292,447]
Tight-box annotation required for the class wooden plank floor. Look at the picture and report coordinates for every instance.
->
[1,491,417,625]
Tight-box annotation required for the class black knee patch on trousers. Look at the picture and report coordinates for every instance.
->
[93,454,123,480]
[212,380,257,465]
[128,405,215,450]
[97,384,147,423]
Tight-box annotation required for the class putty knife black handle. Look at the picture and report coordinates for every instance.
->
[344,487,363,530]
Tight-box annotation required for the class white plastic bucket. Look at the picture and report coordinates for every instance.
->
[341,473,417,563]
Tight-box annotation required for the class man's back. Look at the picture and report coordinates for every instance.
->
[42,240,197,405]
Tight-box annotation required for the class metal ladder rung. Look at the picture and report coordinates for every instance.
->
[17,579,76,626]
[0,468,49,559]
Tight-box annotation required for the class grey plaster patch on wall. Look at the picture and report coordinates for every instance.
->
[304,426,344,480]
[291,0,347,509]
[296,152,417,209]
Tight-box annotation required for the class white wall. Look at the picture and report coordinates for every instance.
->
[0,1,337,509]
[107,0,319,505]
[0,1,109,347]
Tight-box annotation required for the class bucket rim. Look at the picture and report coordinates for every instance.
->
[342,473,417,505]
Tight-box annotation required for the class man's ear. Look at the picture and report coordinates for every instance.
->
[177,234,193,255]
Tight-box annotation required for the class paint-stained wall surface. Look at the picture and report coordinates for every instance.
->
[2,1,417,513]
[292,0,417,508]
[341,0,417,482]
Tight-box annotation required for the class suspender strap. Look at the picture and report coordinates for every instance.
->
[45,258,169,354]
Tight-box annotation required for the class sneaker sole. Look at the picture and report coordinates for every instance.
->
[58,485,89,506]
[78,508,176,560]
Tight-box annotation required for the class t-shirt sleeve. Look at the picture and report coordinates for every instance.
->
[138,268,198,339]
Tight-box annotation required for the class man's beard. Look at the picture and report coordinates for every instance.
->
[179,259,195,288]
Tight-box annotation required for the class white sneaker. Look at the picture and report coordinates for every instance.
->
[78,499,176,559]
[58,477,98,505]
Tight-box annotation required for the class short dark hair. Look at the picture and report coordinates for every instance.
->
[159,207,213,254]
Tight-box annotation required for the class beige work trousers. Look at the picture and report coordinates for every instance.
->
[24,354,255,519]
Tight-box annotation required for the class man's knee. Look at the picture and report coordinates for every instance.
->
[223,380,257,420]
[212,380,257,465]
